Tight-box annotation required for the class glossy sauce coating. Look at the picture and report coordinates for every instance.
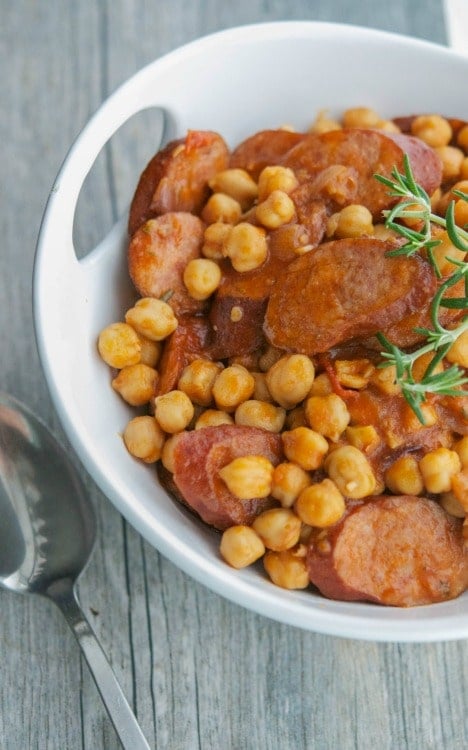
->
[264,238,436,354]
[307,496,468,606]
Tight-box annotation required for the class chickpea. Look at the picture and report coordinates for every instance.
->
[411,114,452,148]
[235,400,286,433]
[446,330,468,368]
[370,364,400,395]
[208,169,258,211]
[376,120,401,134]
[252,508,302,551]
[437,180,468,219]
[263,547,309,589]
[111,363,159,406]
[435,146,464,181]
[202,222,232,260]
[229,305,244,323]
[457,124,468,151]
[160,432,186,473]
[342,106,381,129]
[222,222,268,273]
[282,427,328,471]
[255,190,296,229]
[98,322,141,368]
[345,425,379,452]
[258,345,284,372]
[137,335,162,368]
[403,401,438,431]
[212,364,255,412]
[123,416,165,463]
[251,372,273,403]
[308,373,333,397]
[385,455,424,496]
[461,157,468,180]
[325,445,376,499]
[304,394,350,442]
[271,462,311,508]
[195,409,234,430]
[220,526,265,569]
[285,406,307,430]
[154,390,194,433]
[194,409,234,430]
[440,492,466,518]
[454,197,468,228]
[125,297,178,341]
[453,437,468,468]
[257,165,299,201]
[183,258,221,300]
[218,455,274,499]
[201,192,242,224]
[334,358,375,390]
[326,212,340,238]
[295,479,345,527]
[334,205,373,239]
[419,448,461,494]
[265,354,315,409]
[430,230,466,276]
[178,359,223,406]
[411,351,444,383]
[309,109,342,134]
[372,223,401,242]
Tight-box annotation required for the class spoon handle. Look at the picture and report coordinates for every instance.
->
[49,582,151,750]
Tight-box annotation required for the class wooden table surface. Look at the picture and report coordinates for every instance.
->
[2,1,467,748]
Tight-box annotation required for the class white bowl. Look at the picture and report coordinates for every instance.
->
[33,21,468,642]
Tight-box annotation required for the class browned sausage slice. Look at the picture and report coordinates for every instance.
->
[307,495,468,606]
[157,315,211,395]
[128,212,205,315]
[264,238,436,355]
[172,425,283,530]
[385,132,442,197]
[365,274,467,349]
[230,129,305,179]
[209,294,267,359]
[208,225,305,359]
[128,130,229,235]
[281,129,442,218]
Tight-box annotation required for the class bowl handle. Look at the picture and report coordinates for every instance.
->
[36,78,173,273]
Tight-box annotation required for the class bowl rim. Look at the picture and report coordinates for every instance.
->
[33,20,468,642]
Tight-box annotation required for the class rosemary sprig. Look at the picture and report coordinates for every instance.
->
[373,156,468,423]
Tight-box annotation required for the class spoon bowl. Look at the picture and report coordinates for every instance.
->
[0,392,150,750]
[0,393,94,593]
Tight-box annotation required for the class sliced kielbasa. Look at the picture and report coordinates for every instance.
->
[366,274,467,349]
[157,315,211,395]
[172,425,283,530]
[264,238,436,355]
[307,495,468,606]
[128,212,205,315]
[128,130,229,235]
[281,128,442,218]
[230,129,305,179]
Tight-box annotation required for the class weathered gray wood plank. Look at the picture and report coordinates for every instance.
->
[2,1,467,750]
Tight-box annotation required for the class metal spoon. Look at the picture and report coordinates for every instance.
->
[0,392,151,750]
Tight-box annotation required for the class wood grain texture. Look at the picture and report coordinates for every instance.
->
[1,1,467,749]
